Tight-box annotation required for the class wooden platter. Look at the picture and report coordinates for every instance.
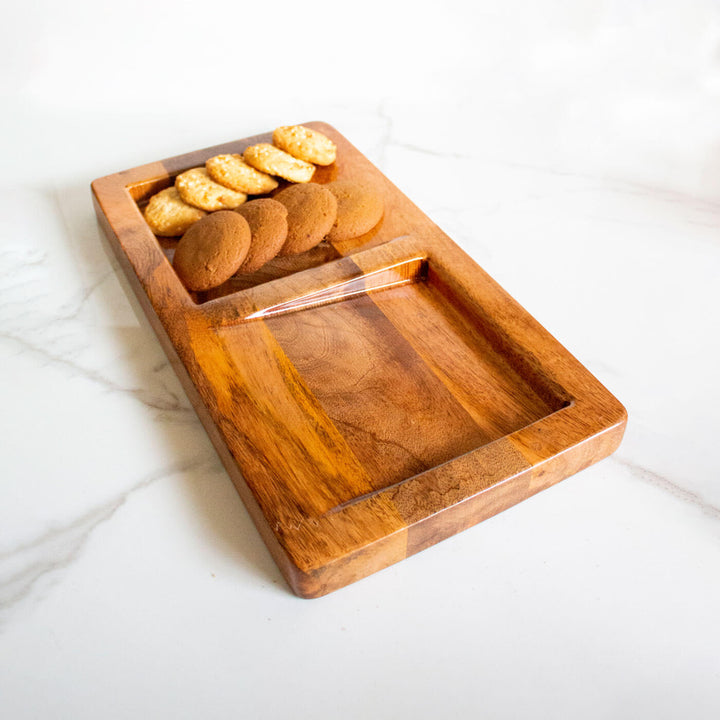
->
[91,122,627,598]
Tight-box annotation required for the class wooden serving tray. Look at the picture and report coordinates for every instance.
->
[92,122,627,598]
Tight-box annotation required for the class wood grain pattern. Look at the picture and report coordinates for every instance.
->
[267,292,487,491]
[91,122,627,598]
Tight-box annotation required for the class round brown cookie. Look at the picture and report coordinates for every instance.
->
[272,125,337,166]
[172,211,251,291]
[143,186,206,237]
[243,143,315,183]
[175,167,247,211]
[274,183,337,255]
[206,154,278,195]
[234,198,288,274]
[325,180,384,242]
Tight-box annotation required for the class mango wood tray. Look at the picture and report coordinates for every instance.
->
[91,122,627,598]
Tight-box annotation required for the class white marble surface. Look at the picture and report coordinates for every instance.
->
[2,1,720,718]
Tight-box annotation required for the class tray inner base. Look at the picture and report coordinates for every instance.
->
[254,267,568,494]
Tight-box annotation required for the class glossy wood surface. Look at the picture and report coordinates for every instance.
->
[91,122,627,597]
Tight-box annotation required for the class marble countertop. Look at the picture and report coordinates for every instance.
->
[2,1,719,718]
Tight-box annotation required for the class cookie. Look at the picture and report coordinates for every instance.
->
[175,167,247,211]
[143,186,206,237]
[272,125,337,166]
[243,143,315,183]
[234,198,288,274]
[172,211,251,291]
[274,183,337,255]
[325,180,384,242]
[206,154,278,195]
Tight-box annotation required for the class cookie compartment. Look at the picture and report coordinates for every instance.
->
[124,124,424,305]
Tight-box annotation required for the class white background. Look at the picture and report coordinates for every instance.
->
[1,1,719,718]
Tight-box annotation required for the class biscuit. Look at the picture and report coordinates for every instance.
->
[206,154,278,195]
[272,125,337,166]
[234,198,288,274]
[172,211,251,291]
[143,186,206,237]
[243,143,315,183]
[274,183,337,255]
[325,180,384,242]
[175,167,247,211]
